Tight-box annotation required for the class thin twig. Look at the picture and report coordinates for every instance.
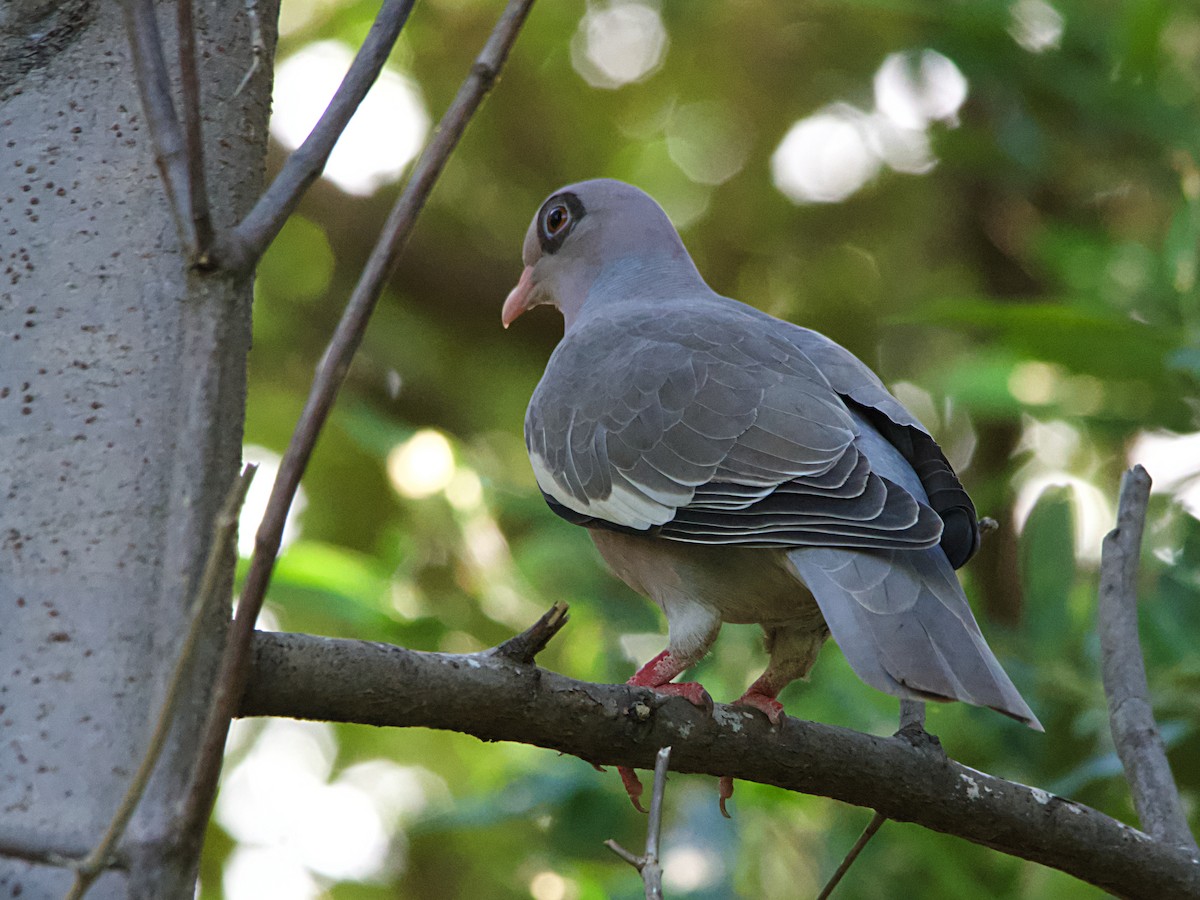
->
[815,702,911,897]
[121,0,199,256]
[815,812,887,900]
[65,465,256,899]
[175,0,213,257]
[605,746,671,900]
[177,0,538,860]
[1098,465,1198,854]
[232,0,267,98]
[216,0,418,273]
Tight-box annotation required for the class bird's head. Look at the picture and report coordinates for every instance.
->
[501,179,705,329]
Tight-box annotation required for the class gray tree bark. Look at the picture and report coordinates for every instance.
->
[0,1,276,896]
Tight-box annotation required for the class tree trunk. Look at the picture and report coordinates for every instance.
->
[0,1,276,896]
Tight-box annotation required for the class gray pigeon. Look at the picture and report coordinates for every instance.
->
[503,179,1041,808]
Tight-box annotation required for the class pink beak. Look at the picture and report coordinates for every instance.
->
[501,266,535,328]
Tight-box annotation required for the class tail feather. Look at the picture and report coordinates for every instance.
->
[787,545,1042,730]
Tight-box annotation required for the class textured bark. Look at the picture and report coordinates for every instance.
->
[0,1,276,896]
[243,631,1200,899]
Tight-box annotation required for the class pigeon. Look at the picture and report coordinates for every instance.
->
[502,179,1041,812]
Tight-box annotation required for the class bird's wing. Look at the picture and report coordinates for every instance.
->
[525,304,943,551]
[780,325,980,567]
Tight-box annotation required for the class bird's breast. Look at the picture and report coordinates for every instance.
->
[588,528,824,629]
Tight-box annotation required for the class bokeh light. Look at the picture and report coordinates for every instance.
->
[571,1,668,89]
[772,50,967,203]
[271,41,429,196]
[387,429,456,499]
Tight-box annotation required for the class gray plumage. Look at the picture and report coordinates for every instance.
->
[504,178,1040,731]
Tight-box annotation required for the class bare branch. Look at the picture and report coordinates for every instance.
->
[1098,465,1198,854]
[489,601,569,663]
[0,832,110,872]
[64,466,255,898]
[177,0,537,859]
[175,0,213,256]
[216,0,418,273]
[241,630,1200,898]
[120,0,199,256]
[605,746,671,899]
[232,0,267,98]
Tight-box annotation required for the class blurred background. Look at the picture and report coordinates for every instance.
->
[201,0,1200,896]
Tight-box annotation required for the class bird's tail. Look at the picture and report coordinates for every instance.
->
[786,545,1043,731]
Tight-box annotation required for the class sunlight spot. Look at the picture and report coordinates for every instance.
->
[1129,430,1200,519]
[388,429,456,499]
[463,514,510,570]
[874,50,968,130]
[1016,417,1080,470]
[1014,474,1111,563]
[1010,0,1065,53]
[445,468,484,510]
[217,725,409,885]
[571,1,668,89]
[239,446,305,558]
[772,50,966,204]
[217,721,338,848]
[865,114,935,174]
[340,760,447,822]
[224,846,318,900]
[297,782,390,880]
[771,105,880,203]
[391,580,425,618]
[1008,360,1062,406]
[663,845,722,892]
[271,41,429,196]
[529,870,577,900]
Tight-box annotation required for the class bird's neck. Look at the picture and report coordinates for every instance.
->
[564,255,711,331]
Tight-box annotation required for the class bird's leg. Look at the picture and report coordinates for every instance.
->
[721,623,826,815]
[620,627,718,813]
[620,649,711,812]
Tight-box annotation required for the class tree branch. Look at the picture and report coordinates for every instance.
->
[1098,465,1198,854]
[65,466,256,898]
[816,812,886,900]
[120,0,199,257]
[175,0,213,256]
[215,0,418,273]
[177,0,537,860]
[241,629,1200,899]
[605,745,670,900]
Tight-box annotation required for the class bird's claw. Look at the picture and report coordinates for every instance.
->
[718,775,734,818]
[652,680,713,712]
[619,765,648,813]
[732,689,785,726]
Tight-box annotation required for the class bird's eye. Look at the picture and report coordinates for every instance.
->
[545,204,569,235]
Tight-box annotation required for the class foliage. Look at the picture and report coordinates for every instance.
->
[203,0,1200,897]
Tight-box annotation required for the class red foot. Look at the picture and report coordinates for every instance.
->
[733,689,785,726]
[650,681,713,711]
[619,765,647,813]
[718,775,734,818]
